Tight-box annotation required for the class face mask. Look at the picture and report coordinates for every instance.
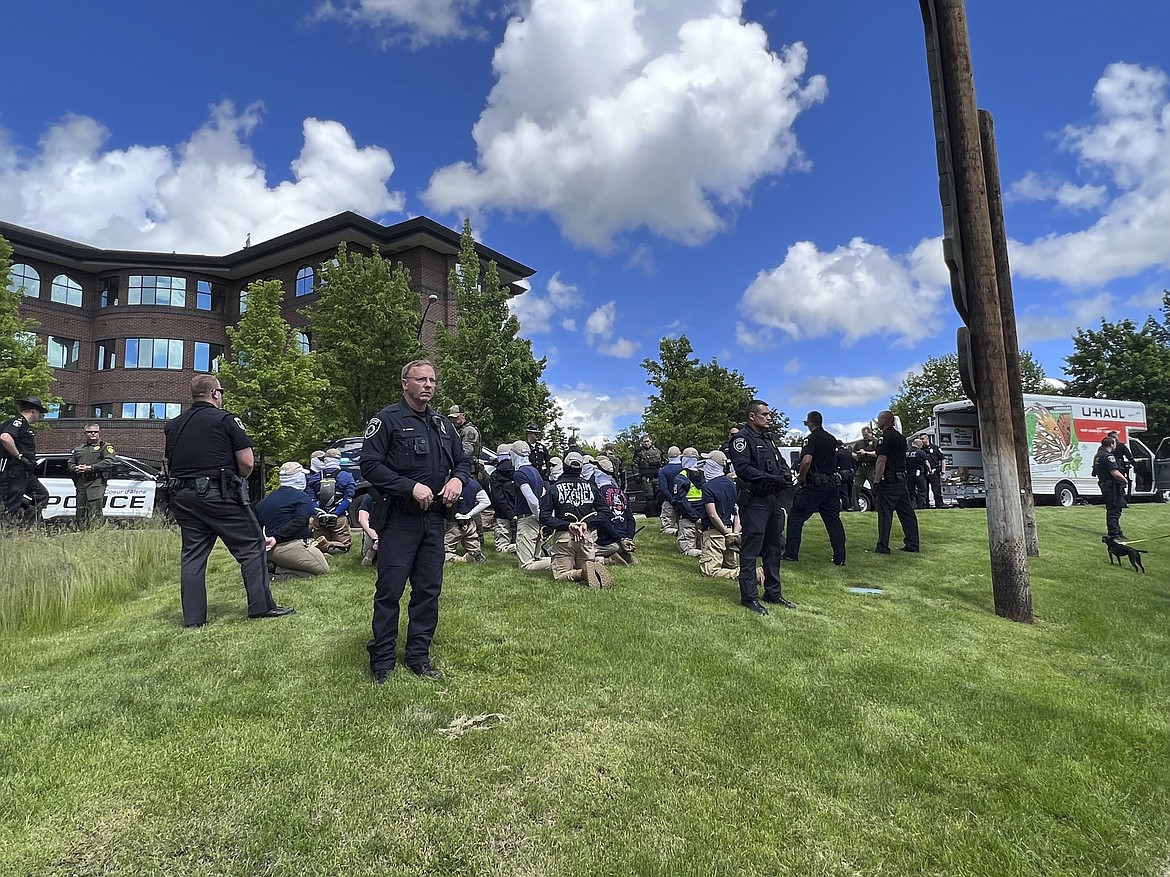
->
[310,457,327,474]
[703,459,725,481]
[280,472,307,491]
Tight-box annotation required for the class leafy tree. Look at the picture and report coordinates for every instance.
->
[305,242,424,436]
[0,235,56,416]
[610,421,644,470]
[1064,314,1170,442]
[435,219,554,448]
[641,335,765,453]
[890,351,1049,434]
[219,279,328,473]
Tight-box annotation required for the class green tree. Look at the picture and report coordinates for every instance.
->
[218,279,328,474]
[640,335,764,453]
[435,219,554,447]
[0,235,56,415]
[1064,315,1170,442]
[890,351,1049,434]
[610,421,644,471]
[305,242,424,436]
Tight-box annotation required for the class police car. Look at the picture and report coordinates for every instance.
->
[34,453,162,520]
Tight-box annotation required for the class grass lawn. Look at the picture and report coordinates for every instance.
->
[1,505,1168,876]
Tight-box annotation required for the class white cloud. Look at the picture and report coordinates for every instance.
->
[1006,171,1108,211]
[1014,292,1115,344]
[424,0,827,250]
[313,0,482,46]
[598,338,638,358]
[783,358,802,374]
[0,102,404,254]
[583,300,638,357]
[561,318,577,331]
[787,374,901,408]
[737,237,947,347]
[551,384,646,446]
[1008,63,1170,286]
[508,271,584,334]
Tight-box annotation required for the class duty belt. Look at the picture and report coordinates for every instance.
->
[807,472,839,487]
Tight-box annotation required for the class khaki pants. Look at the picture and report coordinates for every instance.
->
[550,530,596,582]
[699,531,739,579]
[493,516,516,553]
[311,514,351,552]
[270,539,331,577]
[444,518,483,561]
[515,515,552,571]
[596,540,637,566]
[677,518,702,556]
[659,500,678,534]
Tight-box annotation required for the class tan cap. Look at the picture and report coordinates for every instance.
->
[565,451,585,467]
[310,450,326,459]
[667,446,682,457]
[448,405,464,416]
[682,446,698,458]
[703,449,728,466]
[324,448,342,459]
[511,440,530,456]
[496,443,512,456]
[280,461,309,476]
[597,456,614,473]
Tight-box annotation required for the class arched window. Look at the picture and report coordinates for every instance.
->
[295,266,315,296]
[295,331,310,354]
[8,264,40,297]
[51,274,83,307]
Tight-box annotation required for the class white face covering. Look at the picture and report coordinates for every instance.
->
[281,471,307,491]
[511,451,530,469]
[310,456,327,474]
[681,455,698,469]
[702,459,725,482]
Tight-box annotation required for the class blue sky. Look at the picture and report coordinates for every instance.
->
[2,1,1168,444]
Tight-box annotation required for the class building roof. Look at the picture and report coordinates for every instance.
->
[0,212,536,291]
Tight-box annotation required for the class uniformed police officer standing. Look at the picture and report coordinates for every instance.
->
[729,400,796,615]
[1094,435,1128,539]
[1106,430,1136,496]
[164,374,294,628]
[360,359,471,683]
[525,423,551,479]
[68,423,116,528]
[872,410,920,554]
[851,426,878,511]
[1,397,50,523]
[784,411,846,566]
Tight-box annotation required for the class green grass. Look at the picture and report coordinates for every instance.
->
[1,506,1169,876]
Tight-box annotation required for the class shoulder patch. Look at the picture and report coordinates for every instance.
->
[11,419,20,427]
[105,444,115,453]
[233,417,246,432]
[364,418,382,439]
[732,436,748,453]
[1106,454,1116,463]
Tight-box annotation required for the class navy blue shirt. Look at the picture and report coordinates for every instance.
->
[513,465,544,518]
[458,478,484,515]
[700,475,738,530]
[255,485,316,543]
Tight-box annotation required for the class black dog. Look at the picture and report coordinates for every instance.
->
[1103,535,1147,573]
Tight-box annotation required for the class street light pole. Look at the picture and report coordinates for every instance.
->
[417,294,439,342]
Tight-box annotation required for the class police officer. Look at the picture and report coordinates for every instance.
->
[1094,435,1128,539]
[164,374,294,628]
[851,426,878,511]
[360,359,471,683]
[526,423,551,479]
[872,410,920,554]
[1,397,50,523]
[784,411,846,566]
[924,436,947,508]
[68,423,116,528]
[907,436,930,509]
[448,405,484,478]
[834,439,854,511]
[1107,430,1136,496]
[729,399,795,614]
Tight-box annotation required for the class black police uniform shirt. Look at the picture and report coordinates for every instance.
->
[1094,448,1122,487]
[835,445,854,474]
[360,400,469,501]
[800,427,838,476]
[906,445,927,477]
[729,429,792,489]
[2,415,37,460]
[163,402,252,476]
[875,428,909,477]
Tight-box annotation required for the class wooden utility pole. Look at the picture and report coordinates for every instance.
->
[979,110,1039,558]
[920,0,1033,621]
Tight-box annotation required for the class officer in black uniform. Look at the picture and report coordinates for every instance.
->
[164,374,294,628]
[526,423,551,480]
[1094,436,1128,539]
[361,359,471,683]
[924,437,947,508]
[728,399,795,615]
[1106,430,1136,496]
[872,410,920,554]
[906,437,930,509]
[834,439,854,511]
[1,397,51,523]
[784,411,846,566]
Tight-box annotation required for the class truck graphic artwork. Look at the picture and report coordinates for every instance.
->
[1025,403,1081,475]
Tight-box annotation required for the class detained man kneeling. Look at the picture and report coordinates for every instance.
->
[540,452,613,588]
[255,462,331,579]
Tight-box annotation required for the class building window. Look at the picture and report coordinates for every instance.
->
[128,275,187,307]
[95,339,117,371]
[295,266,315,296]
[239,288,248,314]
[125,338,184,369]
[9,263,40,298]
[93,404,115,419]
[194,342,225,372]
[196,279,226,312]
[295,331,310,354]
[47,336,81,370]
[45,402,77,419]
[99,277,120,307]
[51,274,83,307]
[121,402,182,419]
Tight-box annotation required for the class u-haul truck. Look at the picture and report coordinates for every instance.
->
[932,395,1170,507]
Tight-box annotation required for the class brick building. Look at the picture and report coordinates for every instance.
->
[2,213,535,463]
